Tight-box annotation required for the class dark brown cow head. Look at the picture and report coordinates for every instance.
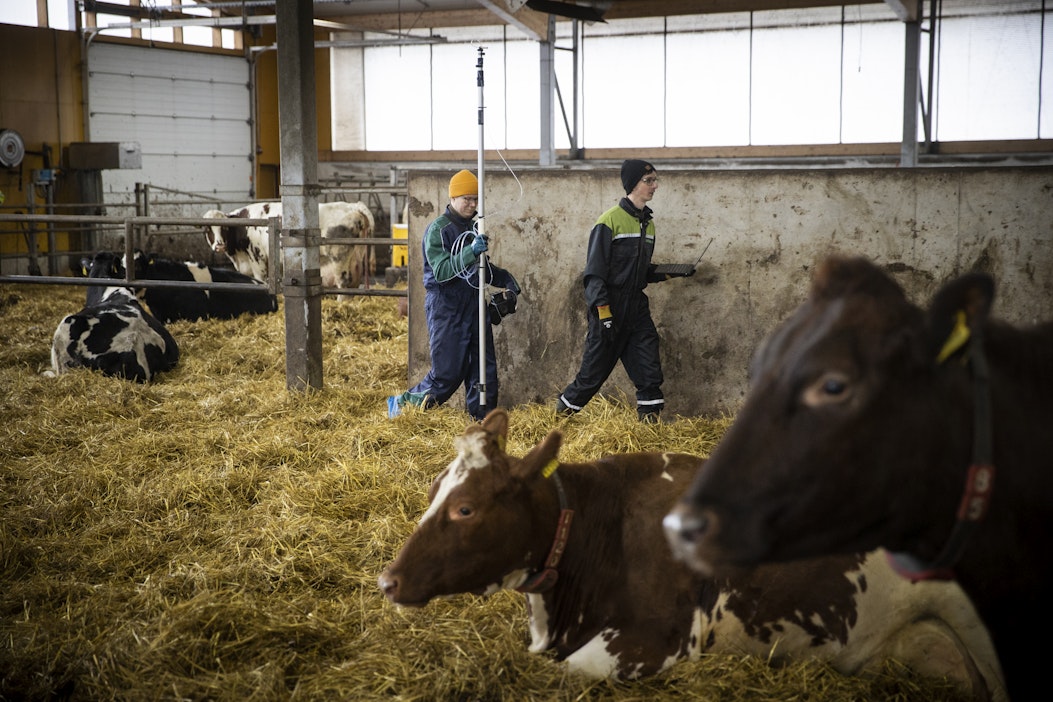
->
[378,409,565,606]
[664,255,996,577]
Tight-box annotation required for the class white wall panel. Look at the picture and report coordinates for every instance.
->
[87,43,252,208]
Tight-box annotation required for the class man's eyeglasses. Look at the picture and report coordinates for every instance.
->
[641,176,659,186]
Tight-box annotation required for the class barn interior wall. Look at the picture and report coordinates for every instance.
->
[405,166,1053,417]
[0,24,85,273]
[0,21,335,274]
[253,24,333,200]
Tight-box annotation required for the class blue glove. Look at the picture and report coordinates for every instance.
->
[471,233,489,256]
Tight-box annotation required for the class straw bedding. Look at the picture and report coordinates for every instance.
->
[0,284,972,701]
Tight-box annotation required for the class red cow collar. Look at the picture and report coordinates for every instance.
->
[888,311,996,581]
[517,460,574,593]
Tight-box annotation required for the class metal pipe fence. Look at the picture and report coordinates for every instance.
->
[0,213,407,298]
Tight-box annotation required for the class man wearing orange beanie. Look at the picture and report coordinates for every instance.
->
[387,169,520,420]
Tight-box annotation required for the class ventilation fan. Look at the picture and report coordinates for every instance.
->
[0,128,26,168]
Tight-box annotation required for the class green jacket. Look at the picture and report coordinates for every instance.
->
[582,197,661,310]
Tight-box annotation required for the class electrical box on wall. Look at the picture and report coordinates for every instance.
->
[68,142,142,170]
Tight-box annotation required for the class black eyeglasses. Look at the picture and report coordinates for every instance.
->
[641,176,659,185]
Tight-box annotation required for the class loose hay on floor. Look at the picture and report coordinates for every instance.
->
[0,284,973,701]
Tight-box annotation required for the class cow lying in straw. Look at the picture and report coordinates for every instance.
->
[48,251,179,383]
[378,409,1005,699]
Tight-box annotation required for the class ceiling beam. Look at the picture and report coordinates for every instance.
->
[882,0,920,22]
[318,8,540,32]
[601,0,876,19]
[475,0,548,40]
[325,1,887,31]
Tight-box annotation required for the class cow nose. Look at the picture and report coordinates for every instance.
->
[377,571,399,600]
[663,503,713,546]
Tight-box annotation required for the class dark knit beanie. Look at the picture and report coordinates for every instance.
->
[621,159,656,194]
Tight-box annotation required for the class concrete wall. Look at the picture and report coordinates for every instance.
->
[405,167,1053,418]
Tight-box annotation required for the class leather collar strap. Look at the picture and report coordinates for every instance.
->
[516,460,574,593]
[889,312,996,581]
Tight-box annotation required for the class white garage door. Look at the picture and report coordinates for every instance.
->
[86,42,252,208]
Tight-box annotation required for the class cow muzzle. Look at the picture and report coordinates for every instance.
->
[377,569,429,607]
[204,228,226,253]
[662,503,720,577]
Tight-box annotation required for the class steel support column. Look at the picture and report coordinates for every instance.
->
[276,0,323,390]
[901,17,922,167]
[539,14,556,166]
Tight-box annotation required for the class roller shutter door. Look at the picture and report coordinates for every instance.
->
[86,43,252,208]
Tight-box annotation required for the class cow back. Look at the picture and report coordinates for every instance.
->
[51,283,179,383]
[132,252,277,322]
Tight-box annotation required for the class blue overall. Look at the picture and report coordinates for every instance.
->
[394,205,515,421]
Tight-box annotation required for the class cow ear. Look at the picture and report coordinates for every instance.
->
[926,272,995,363]
[515,429,562,481]
[480,408,508,442]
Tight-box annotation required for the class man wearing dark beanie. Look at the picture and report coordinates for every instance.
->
[621,159,653,195]
[555,158,694,423]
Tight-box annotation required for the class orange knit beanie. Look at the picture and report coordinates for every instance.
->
[448,169,478,199]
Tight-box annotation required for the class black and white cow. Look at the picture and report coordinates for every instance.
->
[49,252,179,383]
[202,201,279,284]
[126,251,278,323]
[203,200,376,289]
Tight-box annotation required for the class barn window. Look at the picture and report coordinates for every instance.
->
[331,1,1051,152]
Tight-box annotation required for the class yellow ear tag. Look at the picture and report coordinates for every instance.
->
[541,458,559,479]
[936,310,971,364]
[497,435,506,452]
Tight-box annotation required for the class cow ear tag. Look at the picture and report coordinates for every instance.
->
[496,435,506,452]
[936,310,970,364]
[541,458,559,479]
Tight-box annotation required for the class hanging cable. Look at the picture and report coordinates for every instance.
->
[475,46,489,409]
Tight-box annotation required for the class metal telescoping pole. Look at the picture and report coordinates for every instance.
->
[476,47,488,411]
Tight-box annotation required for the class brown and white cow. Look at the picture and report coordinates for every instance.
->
[203,200,376,289]
[663,255,1052,702]
[379,409,1005,699]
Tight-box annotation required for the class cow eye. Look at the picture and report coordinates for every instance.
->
[802,372,852,407]
[449,504,474,520]
[822,377,846,395]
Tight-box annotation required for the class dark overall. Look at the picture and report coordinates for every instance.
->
[560,198,665,420]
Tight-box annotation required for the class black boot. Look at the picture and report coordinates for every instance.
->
[555,397,577,416]
[638,409,661,424]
